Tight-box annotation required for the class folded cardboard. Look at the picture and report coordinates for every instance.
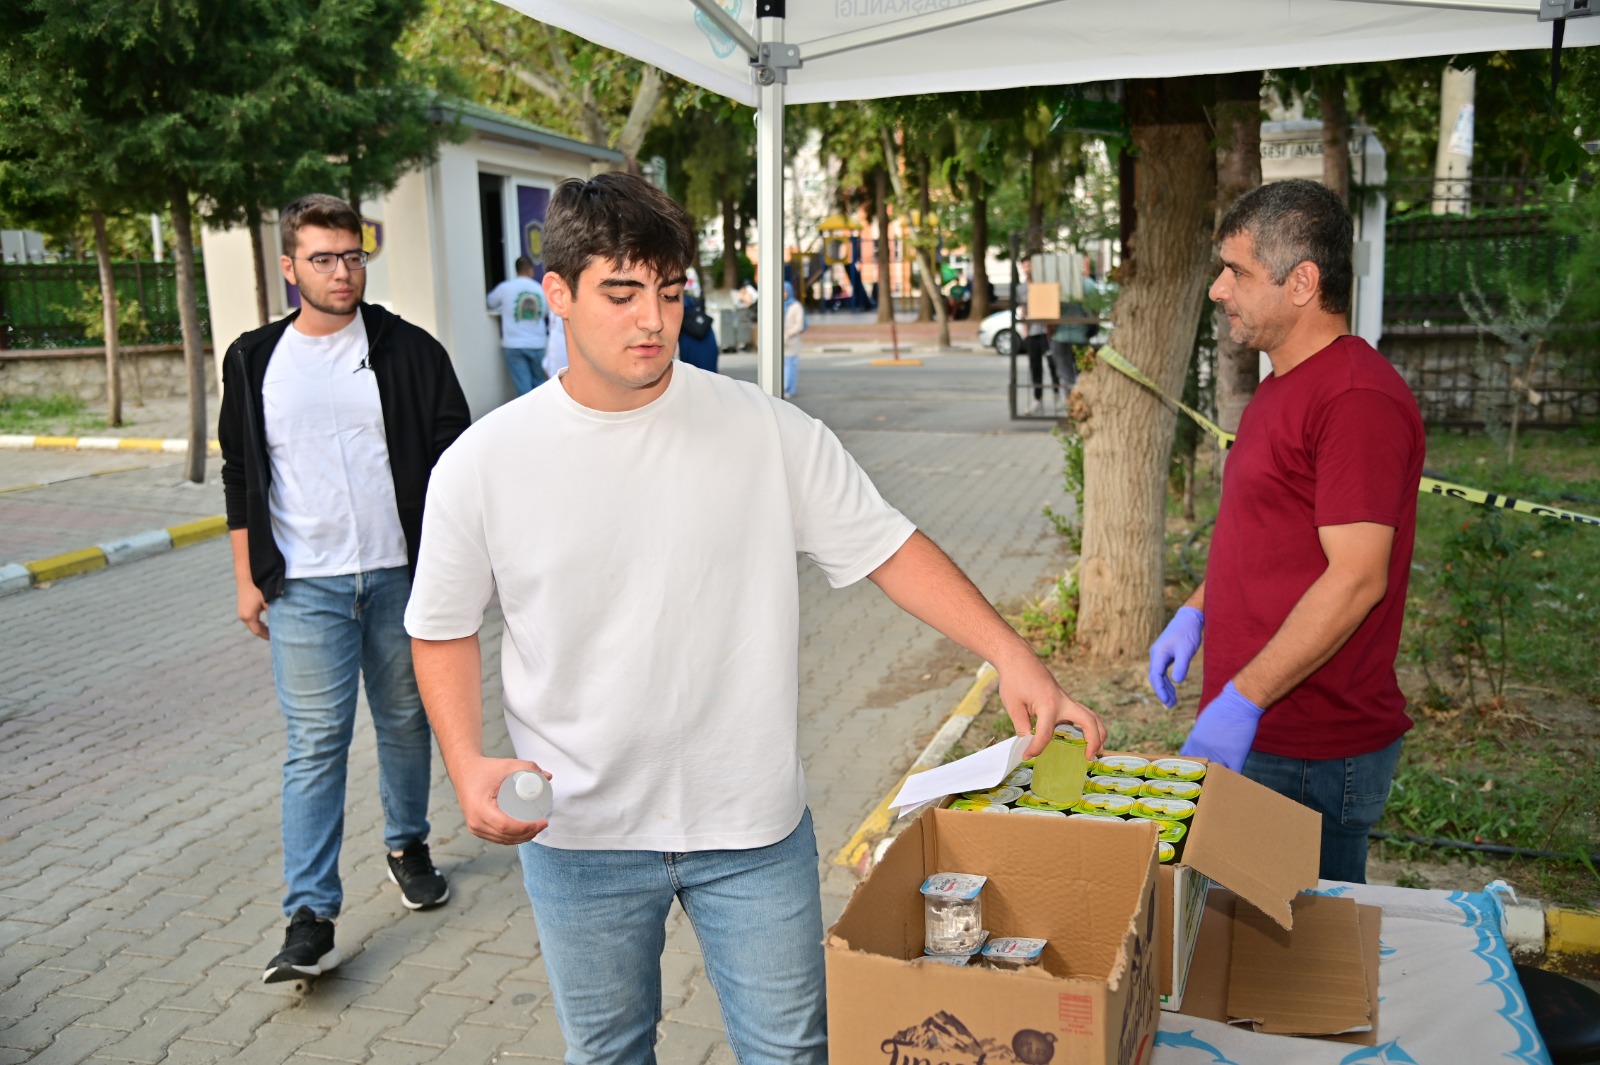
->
[1138,756,1322,1012]
[1025,281,1061,322]
[1180,887,1383,1044]
[826,806,1161,1065]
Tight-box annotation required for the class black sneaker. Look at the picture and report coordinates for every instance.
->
[263,906,339,984]
[387,840,449,910]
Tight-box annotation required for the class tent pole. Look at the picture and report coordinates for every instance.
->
[756,12,786,398]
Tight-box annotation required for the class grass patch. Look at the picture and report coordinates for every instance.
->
[0,393,107,435]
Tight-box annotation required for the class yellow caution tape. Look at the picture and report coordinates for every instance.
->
[1095,345,1600,529]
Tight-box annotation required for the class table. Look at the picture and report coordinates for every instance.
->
[1152,881,1550,1064]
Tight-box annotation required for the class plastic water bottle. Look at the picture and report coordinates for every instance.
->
[497,771,552,822]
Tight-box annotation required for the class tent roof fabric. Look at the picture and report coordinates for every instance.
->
[507,0,1598,107]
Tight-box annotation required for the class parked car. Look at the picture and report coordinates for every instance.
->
[977,309,1021,355]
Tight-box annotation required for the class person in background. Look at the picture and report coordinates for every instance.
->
[677,289,720,373]
[219,193,469,985]
[1147,178,1424,884]
[1015,258,1059,416]
[782,280,805,400]
[487,255,549,396]
[543,314,568,382]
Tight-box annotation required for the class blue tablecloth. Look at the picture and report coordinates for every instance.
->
[1153,881,1550,1065]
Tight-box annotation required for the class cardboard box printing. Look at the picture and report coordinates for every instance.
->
[826,807,1162,1065]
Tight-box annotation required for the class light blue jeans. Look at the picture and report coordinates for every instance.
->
[1241,736,1404,884]
[519,809,827,1065]
[269,567,434,918]
[783,353,799,397]
[504,346,548,395]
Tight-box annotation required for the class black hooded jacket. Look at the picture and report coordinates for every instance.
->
[219,302,471,601]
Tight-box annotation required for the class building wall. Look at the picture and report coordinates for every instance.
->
[199,127,604,421]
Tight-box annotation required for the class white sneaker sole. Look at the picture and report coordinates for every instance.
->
[388,866,450,910]
[262,946,341,984]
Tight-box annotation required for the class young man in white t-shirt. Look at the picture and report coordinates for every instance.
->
[486,255,549,395]
[405,173,1105,1064]
[219,194,470,986]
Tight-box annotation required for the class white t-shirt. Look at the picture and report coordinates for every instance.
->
[486,276,548,349]
[542,315,568,379]
[404,364,915,852]
[262,317,408,578]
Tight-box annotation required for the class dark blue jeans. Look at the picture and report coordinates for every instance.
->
[1241,736,1404,884]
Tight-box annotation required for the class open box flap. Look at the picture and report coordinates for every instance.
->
[1181,764,1320,930]
[1225,894,1380,1040]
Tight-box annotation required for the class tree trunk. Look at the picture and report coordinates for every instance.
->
[916,155,934,323]
[1213,70,1264,436]
[874,168,894,324]
[92,210,123,428]
[170,182,207,484]
[970,179,991,321]
[1319,73,1350,205]
[614,65,663,168]
[1073,76,1216,660]
[1027,146,1046,255]
[248,204,270,327]
[721,194,739,289]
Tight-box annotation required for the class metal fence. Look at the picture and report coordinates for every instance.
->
[1381,177,1597,428]
[0,260,209,350]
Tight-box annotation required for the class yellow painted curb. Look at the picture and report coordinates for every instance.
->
[25,547,108,582]
[833,662,1000,870]
[1547,907,1600,957]
[116,438,170,451]
[32,435,80,449]
[870,358,924,367]
[167,516,228,548]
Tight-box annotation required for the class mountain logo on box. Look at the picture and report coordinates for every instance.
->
[877,1011,1051,1065]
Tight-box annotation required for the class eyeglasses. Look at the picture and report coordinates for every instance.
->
[296,251,369,273]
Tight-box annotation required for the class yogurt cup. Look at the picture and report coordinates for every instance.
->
[1126,816,1187,843]
[1132,797,1198,821]
[1090,754,1150,777]
[1010,806,1068,818]
[1086,775,1145,797]
[1158,841,1177,863]
[950,799,1011,813]
[1073,793,1137,816]
[1002,766,1035,788]
[1015,791,1076,812]
[1139,779,1203,801]
[1145,757,1207,782]
[980,937,1047,971]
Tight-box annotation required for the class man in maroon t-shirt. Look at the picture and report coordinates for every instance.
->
[1147,179,1424,883]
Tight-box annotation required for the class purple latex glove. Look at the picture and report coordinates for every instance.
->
[1147,606,1204,709]
[1179,681,1266,772]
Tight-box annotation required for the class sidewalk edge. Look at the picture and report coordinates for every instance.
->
[831,661,999,873]
[1,515,227,597]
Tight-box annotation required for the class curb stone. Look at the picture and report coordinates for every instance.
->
[1,514,228,596]
[0,433,219,453]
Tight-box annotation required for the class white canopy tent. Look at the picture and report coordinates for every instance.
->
[507,0,1598,396]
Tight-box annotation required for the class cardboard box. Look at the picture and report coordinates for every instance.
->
[1177,887,1383,1044]
[884,742,1378,1041]
[1025,281,1061,322]
[1140,759,1322,1013]
[826,807,1162,1065]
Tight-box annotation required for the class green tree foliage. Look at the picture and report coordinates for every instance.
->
[0,0,448,478]
[401,0,680,167]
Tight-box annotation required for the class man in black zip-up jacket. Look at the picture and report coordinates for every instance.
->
[218,194,470,986]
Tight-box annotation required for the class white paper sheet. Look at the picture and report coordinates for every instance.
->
[889,736,1029,812]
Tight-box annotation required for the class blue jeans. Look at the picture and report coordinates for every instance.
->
[1241,736,1404,884]
[504,346,548,395]
[269,567,434,918]
[519,810,827,1065]
[783,353,799,397]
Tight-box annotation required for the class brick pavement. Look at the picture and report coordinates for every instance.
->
[0,351,1070,1063]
